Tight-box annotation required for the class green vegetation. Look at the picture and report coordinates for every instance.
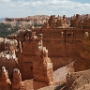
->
[0,23,19,38]
[34,22,43,27]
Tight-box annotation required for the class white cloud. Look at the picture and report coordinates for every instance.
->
[1,0,11,2]
[0,0,90,17]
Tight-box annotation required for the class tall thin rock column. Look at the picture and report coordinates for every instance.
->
[12,68,25,90]
[0,66,11,90]
[33,37,53,86]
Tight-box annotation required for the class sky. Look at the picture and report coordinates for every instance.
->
[0,0,90,18]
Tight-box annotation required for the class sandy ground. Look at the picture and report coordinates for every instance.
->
[54,62,74,84]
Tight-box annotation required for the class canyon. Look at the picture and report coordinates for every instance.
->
[0,14,90,90]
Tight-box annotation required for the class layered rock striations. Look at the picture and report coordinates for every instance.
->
[0,14,90,90]
[3,15,49,27]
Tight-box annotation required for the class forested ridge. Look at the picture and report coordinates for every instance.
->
[0,23,19,38]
